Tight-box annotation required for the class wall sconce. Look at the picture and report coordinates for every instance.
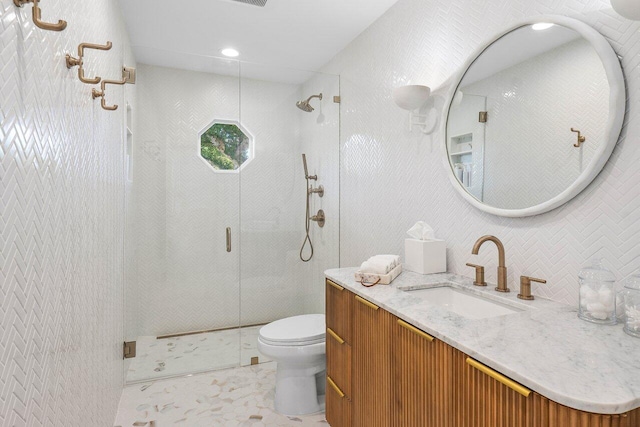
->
[611,0,640,20]
[392,85,437,134]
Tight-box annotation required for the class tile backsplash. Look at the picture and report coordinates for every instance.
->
[325,0,640,305]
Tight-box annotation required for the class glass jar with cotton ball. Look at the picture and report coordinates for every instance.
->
[578,259,617,325]
[611,0,640,21]
[620,271,640,337]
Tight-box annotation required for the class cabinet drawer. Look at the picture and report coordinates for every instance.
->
[326,375,351,427]
[327,327,352,398]
[326,279,352,343]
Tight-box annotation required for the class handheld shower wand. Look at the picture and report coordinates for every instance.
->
[302,154,317,180]
[299,154,325,262]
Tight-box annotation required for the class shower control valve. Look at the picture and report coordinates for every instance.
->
[308,185,324,197]
[310,210,326,228]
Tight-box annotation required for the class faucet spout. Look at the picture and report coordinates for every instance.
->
[471,235,509,292]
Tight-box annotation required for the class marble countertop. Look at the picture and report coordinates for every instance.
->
[325,267,640,414]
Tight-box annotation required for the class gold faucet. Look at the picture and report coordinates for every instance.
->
[472,235,509,292]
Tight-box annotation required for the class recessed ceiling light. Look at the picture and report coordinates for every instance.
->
[221,48,240,57]
[532,23,554,31]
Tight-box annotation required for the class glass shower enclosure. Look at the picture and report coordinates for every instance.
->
[123,53,339,383]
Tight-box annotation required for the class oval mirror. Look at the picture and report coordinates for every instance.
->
[444,16,625,217]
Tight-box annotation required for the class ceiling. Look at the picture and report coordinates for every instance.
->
[118,0,399,82]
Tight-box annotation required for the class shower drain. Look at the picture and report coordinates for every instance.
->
[231,0,268,7]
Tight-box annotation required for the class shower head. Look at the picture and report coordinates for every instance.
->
[296,93,323,112]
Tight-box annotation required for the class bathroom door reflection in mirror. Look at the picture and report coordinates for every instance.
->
[446,20,620,214]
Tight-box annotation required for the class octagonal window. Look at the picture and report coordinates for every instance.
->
[200,121,252,171]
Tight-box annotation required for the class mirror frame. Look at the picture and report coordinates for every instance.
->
[442,15,626,217]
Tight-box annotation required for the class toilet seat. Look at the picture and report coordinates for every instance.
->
[259,314,325,347]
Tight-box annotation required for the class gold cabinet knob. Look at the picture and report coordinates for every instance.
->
[518,276,546,300]
[466,263,487,287]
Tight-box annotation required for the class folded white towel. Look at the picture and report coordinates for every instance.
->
[360,254,400,274]
[360,260,390,274]
[374,254,400,268]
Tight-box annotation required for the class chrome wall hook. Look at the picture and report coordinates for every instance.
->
[66,41,113,84]
[14,0,67,31]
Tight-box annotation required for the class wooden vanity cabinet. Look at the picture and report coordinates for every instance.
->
[325,285,640,427]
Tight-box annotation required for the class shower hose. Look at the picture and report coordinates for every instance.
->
[299,178,313,262]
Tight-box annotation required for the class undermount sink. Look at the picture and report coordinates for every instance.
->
[402,285,522,319]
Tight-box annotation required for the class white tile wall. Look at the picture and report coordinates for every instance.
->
[324,0,640,306]
[0,0,133,425]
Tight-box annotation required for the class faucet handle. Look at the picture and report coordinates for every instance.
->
[466,263,487,287]
[518,276,546,300]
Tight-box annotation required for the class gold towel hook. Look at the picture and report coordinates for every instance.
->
[66,42,113,84]
[571,128,586,148]
[92,78,126,111]
[14,0,67,31]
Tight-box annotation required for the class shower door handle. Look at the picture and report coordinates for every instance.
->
[226,227,232,252]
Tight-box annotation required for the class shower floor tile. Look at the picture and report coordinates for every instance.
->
[126,326,271,383]
[114,362,328,427]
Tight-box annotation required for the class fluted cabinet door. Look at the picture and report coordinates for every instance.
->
[392,317,454,427]
[351,295,392,427]
[452,348,533,427]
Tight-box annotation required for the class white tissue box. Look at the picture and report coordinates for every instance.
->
[404,238,446,274]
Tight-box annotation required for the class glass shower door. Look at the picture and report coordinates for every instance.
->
[238,63,340,366]
[123,55,243,383]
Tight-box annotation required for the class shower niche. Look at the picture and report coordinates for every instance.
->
[123,56,340,383]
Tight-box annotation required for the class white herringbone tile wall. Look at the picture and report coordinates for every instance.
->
[326,0,640,306]
[0,0,134,425]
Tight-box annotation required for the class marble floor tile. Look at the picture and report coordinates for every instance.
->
[115,362,328,427]
[127,326,271,383]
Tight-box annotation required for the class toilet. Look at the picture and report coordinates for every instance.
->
[257,314,326,415]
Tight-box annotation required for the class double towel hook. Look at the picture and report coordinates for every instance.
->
[66,42,113,84]
[14,0,66,31]
[92,78,126,111]
[91,67,136,111]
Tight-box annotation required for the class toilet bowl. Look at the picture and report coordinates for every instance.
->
[258,314,326,416]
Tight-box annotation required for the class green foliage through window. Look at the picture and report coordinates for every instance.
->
[200,123,250,170]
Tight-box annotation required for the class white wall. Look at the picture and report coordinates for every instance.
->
[325,0,640,305]
[0,0,133,425]
[461,38,607,209]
